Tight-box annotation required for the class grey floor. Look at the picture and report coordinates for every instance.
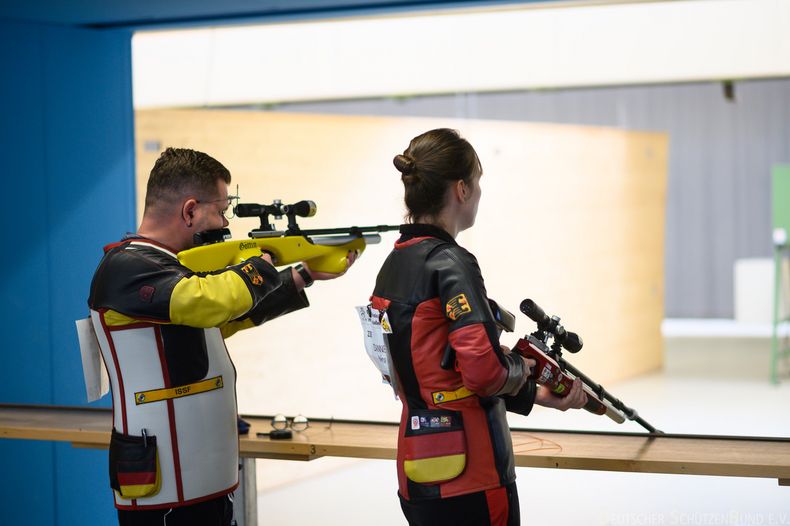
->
[254,335,790,525]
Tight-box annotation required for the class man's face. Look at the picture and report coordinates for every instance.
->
[192,179,231,239]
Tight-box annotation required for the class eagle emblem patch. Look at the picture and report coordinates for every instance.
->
[446,293,472,320]
[241,263,264,286]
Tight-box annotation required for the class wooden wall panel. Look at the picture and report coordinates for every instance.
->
[135,109,667,421]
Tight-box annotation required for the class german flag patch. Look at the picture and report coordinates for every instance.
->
[241,263,264,286]
[446,293,472,320]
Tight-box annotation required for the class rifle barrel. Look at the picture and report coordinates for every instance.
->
[558,356,662,434]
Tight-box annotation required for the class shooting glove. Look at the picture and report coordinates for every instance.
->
[502,378,537,416]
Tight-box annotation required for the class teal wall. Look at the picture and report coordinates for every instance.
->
[0,20,135,524]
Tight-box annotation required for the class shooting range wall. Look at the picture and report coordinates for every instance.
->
[135,109,668,421]
[279,79,790,320]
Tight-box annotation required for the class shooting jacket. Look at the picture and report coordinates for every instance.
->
[371,224,535,501]
[88,235,307,510]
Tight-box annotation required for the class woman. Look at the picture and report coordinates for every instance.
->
[371,128,587,526]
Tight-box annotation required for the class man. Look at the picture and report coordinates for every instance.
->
[88,148,353,525]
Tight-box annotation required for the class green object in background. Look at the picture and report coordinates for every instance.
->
[773,165,790,238]
[771,165,790,384]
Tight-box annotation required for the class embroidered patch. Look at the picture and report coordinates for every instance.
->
[241,263,264,286]
[446,293,472,320]
[411,416,420,430]
[139,285,155,303]
[416,415,457,429]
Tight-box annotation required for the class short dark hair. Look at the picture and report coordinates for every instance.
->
[144,147,231,212]
[393,128,482,222]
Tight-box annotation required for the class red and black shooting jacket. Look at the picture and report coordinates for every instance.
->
[371,224,535,501]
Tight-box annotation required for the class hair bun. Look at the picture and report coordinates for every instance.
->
[393,154,415,176]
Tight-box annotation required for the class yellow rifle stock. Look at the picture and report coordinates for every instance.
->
[177,199,400,273]
[178,233,375,274]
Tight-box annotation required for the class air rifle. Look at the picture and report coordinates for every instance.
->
[178,199,400,273]
[511,298,662,434]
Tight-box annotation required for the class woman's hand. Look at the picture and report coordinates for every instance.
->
[534,377,588,411]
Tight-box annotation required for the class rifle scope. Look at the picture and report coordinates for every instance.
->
[520,299,583,353]
[235,200,318,234]
[235,200,316,219]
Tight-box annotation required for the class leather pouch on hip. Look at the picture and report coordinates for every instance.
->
[403,409,466,484]
[109,428,161,499]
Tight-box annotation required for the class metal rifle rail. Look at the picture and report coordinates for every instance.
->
[298,225,401,236]
[249,224,401,238]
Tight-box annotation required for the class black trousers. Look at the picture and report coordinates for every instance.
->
[117,494,233,526]
[399,483,520,526]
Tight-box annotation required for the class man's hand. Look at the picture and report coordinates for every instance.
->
[535,377,588,411]
[304,250,358,281]
[258,252,274,266]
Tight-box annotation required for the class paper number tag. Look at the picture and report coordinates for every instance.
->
[356,305,398,398]
[76,317,109,402]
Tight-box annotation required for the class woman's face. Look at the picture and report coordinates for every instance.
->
[460,171,482,231]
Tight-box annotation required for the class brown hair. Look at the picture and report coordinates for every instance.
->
[144,147,231,212]
[393,128,481,222]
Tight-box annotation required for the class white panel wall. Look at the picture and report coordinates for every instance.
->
[133,0,790,108]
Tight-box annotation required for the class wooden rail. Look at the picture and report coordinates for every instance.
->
[2,404,789,485]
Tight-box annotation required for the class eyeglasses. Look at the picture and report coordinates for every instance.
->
[196,185,240,219]
[271,413,309,432]
[255,414,334,440]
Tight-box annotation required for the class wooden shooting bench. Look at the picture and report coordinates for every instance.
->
[2,404,790,524]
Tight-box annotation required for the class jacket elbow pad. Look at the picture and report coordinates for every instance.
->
[495,353,527,397]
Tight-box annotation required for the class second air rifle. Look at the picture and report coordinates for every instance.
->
[178,199,400,273]
[512,298,662,434]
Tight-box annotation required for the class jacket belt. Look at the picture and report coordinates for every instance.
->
[135,376,224,405]
[432,385,474,405]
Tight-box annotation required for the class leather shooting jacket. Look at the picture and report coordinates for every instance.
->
[371,224,535,501]
[88,235,308,510]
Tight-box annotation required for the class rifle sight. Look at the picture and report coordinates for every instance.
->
[520,298,583,354]
[235,200,317,234]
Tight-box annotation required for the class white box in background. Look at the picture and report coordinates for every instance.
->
[734,258,785,324]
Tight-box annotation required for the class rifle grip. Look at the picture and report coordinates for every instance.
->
[514,338,575,397]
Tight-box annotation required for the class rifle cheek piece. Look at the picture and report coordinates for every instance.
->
[193,228,232,246]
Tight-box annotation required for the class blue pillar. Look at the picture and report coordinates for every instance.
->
[0,19,135,525]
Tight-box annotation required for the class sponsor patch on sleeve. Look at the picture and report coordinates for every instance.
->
[241,263,264,286]
[446,293,472,321]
